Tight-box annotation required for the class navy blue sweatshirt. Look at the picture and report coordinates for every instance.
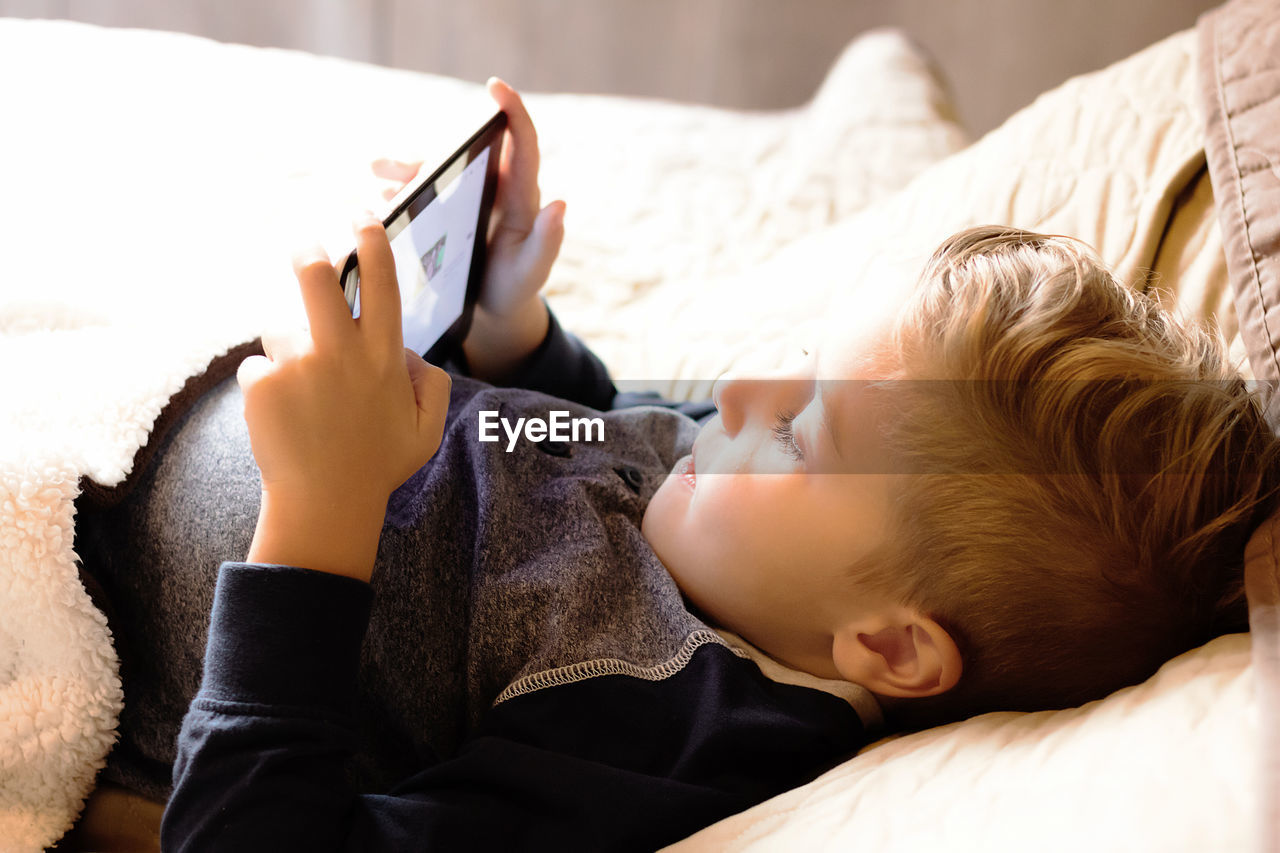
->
[158,313,878,851]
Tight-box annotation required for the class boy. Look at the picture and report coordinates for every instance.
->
[76,81,1278,850]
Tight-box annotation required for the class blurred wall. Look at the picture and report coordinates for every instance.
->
[1,0,1222,137]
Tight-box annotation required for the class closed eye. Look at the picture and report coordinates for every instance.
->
[772,409,804,462]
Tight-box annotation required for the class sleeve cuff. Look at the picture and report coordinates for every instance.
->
[501,306,617,409]
[198,562,374,715]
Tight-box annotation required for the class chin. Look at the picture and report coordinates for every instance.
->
[639,486,665,552]
[640,482,684,573]
[642,463,681,528]
[640,486,675,539]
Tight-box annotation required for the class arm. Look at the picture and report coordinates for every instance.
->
[162,564,374,852]
[466,309,720,418]
[236,217,449,581]
[378,82,720,419]
[477,307,616,411]
[376,81,709,415]
[375,80,619,410]
[373,79,564,389]
[458,77,562,384]
[161,217,449,841]
[164,566,839,852]
[454,80,706,415]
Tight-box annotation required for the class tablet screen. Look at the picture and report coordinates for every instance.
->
[386,144,490,356]
[341,111,505,362]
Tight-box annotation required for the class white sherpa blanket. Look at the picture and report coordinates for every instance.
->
[0,19,964,849]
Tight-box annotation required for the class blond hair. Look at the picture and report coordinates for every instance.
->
[873,225,1280,724]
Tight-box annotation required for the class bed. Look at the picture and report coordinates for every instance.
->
[1,0,1276,848]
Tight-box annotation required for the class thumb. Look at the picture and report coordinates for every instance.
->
[371,157,423,182]
[513,200,566,293]
[403,348,452,451]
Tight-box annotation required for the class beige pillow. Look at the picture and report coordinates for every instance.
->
[581,27,1218,401]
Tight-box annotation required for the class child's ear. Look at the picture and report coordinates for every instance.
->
[831,608,962,698]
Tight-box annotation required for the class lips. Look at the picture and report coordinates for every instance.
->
[680,452,697,490]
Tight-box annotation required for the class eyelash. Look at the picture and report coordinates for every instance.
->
[772,409,804,462]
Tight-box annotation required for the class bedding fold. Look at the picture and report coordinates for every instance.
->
[1198,1,1280,850]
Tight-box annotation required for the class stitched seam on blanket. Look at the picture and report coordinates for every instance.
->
[1238,158,1280,178]
[1226,90,1280,119]
[491,629,745,706]
[1216,16,1280,383]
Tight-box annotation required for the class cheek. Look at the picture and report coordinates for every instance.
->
[643,471,795,568]
[701,477,837,566]
[679,476,783,572]
[691,476,752,533]
[641,472,741,571]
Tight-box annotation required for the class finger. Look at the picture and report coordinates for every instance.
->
[260,325,310,363]
[370,157,423,183]
[373,159,424,205]
[486,77,540,234]
[404,347,452,409]
[351,213,403,353]
[236,353,272,391]
[512,201,566,294]
[291,244,352,352]
[404,348,452,450]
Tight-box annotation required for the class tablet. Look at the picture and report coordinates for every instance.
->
[340,110,506,362]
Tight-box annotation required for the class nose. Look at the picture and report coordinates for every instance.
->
[711,372,750,434]
[712,371,811,436]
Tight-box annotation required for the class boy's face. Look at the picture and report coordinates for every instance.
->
[642,317,903,679]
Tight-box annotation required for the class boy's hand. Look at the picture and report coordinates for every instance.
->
[371,77,566,382]
[237,215,451,581]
